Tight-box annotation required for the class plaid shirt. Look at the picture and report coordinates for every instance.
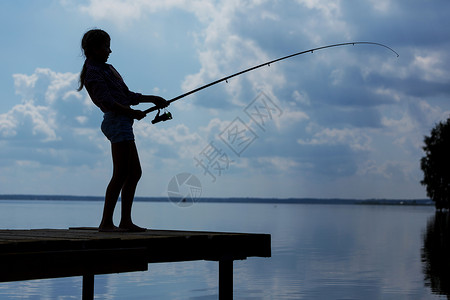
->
[84,59,141,113]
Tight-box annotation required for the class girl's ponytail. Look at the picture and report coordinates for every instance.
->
[77,29,110,91]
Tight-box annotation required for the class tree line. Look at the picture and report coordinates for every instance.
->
[421,118,450,210]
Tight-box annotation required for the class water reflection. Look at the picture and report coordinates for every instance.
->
[422,211,450,298]
[0,202,440,299]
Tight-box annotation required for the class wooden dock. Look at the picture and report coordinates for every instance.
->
[0,228,271,299]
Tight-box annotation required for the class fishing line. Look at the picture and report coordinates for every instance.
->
[145,41,399,123]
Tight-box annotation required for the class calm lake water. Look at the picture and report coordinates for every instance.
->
[0,200,448,300]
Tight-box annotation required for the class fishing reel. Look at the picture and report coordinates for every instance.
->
[151,109,173,124]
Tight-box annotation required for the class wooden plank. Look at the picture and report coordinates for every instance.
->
[0,229,270,255]
[0,247,148,282]
[0,228,259,239]
[0,228,271,283]
[0,227,271,300]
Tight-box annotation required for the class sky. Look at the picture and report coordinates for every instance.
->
[1,0,449,199]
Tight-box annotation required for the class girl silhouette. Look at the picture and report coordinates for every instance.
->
[78,29,167,232]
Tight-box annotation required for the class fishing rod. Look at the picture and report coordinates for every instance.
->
[145,41,399,124]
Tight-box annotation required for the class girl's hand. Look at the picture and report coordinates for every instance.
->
[139,95,169,108]
[152,96,168,108]
[131,109,147,120]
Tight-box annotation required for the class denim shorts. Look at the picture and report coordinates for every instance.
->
[101,112,135,143]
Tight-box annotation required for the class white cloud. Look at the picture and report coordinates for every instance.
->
[12,68,86,109]
[12,103,58,142]
[12,72,39,101]
[0,111,17,138]
[292,90,311,106]
[368,0,393,13]
[296,0,341,17]
[295,0,351,42]
[2,68,104,163]
[75,0,288,107]
[358,159,416,182]
[79,0,144,27]
[256,156,299,172]
[135,121,204,161]
[377,49,450,84]
[180,1,288,107]
[411,51,450,83]
[76,0,216,27]
[0,99,59,142]
[298,127,371,152]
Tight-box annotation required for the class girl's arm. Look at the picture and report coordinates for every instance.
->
[112,102,147,120]
[139,95,168,108]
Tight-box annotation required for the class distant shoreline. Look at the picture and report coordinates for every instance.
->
[0,194,434,206]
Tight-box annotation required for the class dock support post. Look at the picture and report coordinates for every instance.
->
[82,274,94,300]
[219,259,233,300]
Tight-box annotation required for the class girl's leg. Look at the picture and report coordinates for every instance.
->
[99,141,131,231]
[119,141,145,231]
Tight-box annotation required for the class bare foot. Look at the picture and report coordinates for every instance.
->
[98,225,128,232]
[119,223,147,232]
